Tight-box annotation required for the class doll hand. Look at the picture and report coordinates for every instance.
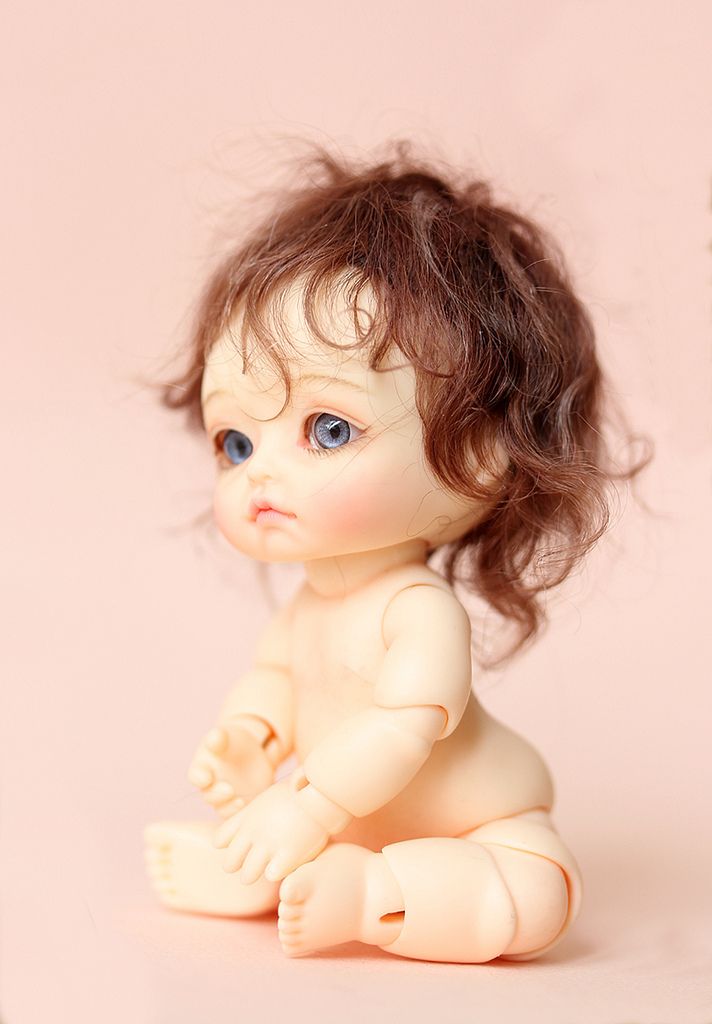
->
[188,722,274,818]
[213,780,330,884]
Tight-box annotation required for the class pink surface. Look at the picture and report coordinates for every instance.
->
[2,2,711,1021]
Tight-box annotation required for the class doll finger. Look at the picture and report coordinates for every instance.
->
[213,811,246,848]
[223,836,252,874]
[240,846,272,886]
[268,835,329,881]
[265,845,314,882]
[188,764,214,789]
[203,781,235,806]
[204,727,228,755]
[216,797,246,819]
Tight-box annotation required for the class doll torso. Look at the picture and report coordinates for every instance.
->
[288,564,554,850]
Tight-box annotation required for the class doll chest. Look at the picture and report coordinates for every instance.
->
[288,584,390,752]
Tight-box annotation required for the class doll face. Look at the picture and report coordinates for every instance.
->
[200,284,483,564]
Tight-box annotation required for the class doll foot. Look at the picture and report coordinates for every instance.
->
[145,821,279,917]
[277,843,405,957]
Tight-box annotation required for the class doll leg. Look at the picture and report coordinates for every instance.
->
[376,810,580,963]
[277,810,580,962]
[145,821,280,917]
[458,809,582,962]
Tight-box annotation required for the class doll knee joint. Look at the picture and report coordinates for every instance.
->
[482,844,569,958]
[379,837,517,963]
[464,814,582,961]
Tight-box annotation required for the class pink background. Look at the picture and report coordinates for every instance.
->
[2,2,711,1021]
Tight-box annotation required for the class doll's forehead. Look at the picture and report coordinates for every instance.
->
[201,334,416,423]
[201,285,417,417]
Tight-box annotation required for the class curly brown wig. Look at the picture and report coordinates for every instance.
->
[160,143,650,664]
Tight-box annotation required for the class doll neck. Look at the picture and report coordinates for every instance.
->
[303,540,429,599]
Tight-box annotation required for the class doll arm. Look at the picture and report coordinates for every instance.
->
[293,584,473,829]
[217,673,291,769]
[189,597,297,814]
[215,594,297,766]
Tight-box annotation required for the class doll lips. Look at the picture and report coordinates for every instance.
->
[249,499,296,524]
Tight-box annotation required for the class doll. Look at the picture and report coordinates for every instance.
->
[145,146,644,962]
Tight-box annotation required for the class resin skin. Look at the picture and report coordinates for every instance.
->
[145,287,581,963]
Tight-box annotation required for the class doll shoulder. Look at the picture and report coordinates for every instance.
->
[380,562,466,638]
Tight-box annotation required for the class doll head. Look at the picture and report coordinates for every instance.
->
[199,279,495,567]
[163,144,648,661]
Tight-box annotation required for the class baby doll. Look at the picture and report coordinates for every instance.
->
[146,146,643,962]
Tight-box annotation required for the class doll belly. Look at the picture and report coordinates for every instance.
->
[292,683,554,851]
[331,708,555,851]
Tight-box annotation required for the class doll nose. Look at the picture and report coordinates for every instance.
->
[245,441,279,485]
[246,458,272,485]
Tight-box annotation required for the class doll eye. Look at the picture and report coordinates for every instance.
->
[215,429,253,465]
[306,413,360,451]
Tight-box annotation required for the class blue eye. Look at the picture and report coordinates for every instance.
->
[216,429,253,465]
[308,413,354,450]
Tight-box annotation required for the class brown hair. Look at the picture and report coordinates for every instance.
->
[160,143,650,664]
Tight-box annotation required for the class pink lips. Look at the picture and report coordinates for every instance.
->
[248,497,296,524]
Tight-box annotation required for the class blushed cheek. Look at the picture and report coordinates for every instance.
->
[303,475,403,546]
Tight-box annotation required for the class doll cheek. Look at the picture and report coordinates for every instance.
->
[213,485,242,544]
[213,495,228,535]
[213,498,232,542]
[307,480,380,536]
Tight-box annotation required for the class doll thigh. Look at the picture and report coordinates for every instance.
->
[378,810,580,964]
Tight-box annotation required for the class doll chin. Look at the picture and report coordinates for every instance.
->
[226,531,458,565]
[225,534,301,563]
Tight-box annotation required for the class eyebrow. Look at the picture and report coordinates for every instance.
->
[202,389,238,408]
[298,373,367,394]
[202,374,367,408]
